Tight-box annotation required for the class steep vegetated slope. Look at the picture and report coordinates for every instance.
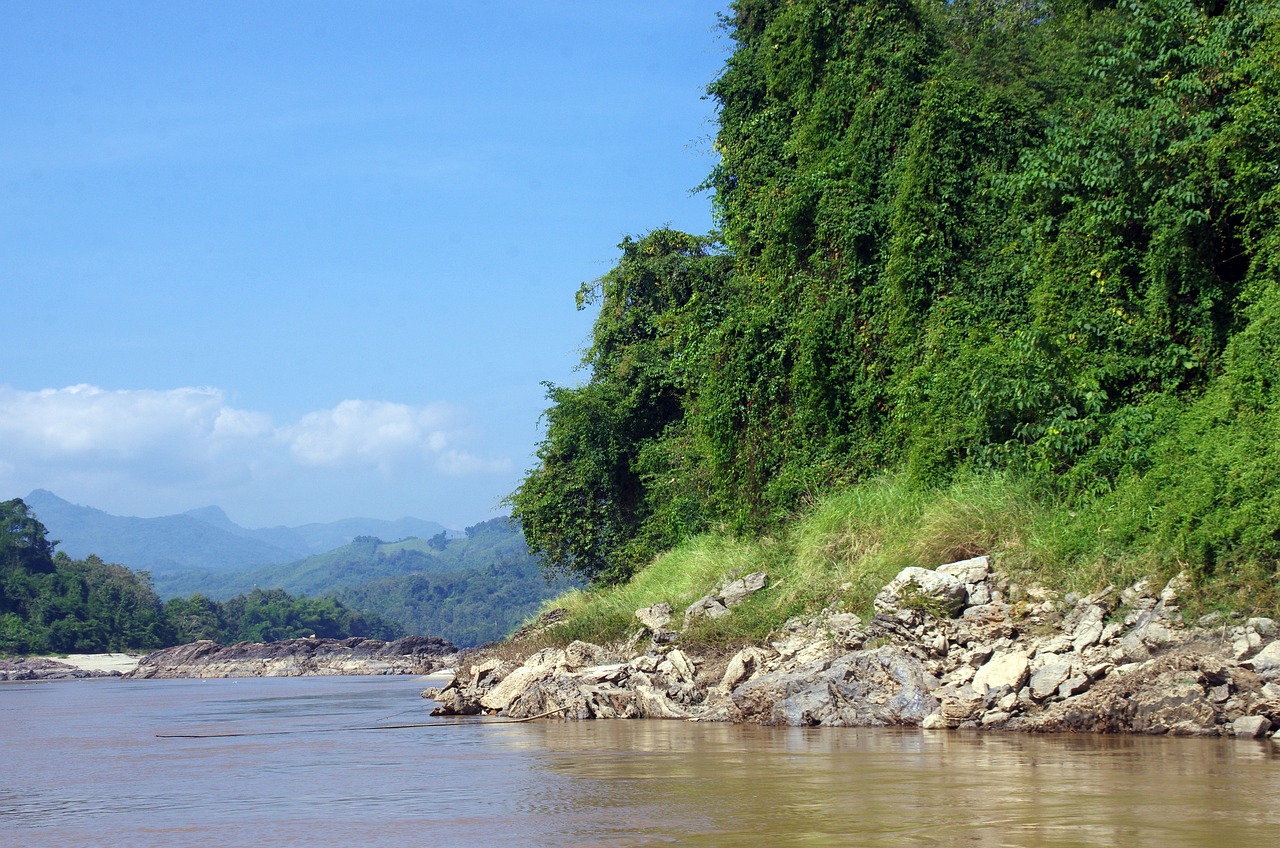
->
[511,0,1280,617]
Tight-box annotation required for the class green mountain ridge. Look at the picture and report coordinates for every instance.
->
[4,498,562,651]
[151,526,516,600]
[1,498,398,654]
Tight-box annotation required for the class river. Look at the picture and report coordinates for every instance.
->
[1,675,1277,847]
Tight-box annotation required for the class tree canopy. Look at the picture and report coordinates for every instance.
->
[511,0,1280,589]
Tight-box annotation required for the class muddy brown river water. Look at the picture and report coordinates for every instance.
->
[1,675,1276,847]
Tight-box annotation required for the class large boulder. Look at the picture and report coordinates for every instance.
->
[685,572,769,624]
[874,567,967,617]
[635,603,673,632]
[1232,715,1273,738]
[971,651,1030,697]
[1014,651,1226,735]
[479,648,565,712]
[1029,655,1074,701]
[1245,640,1280,680]
[728,645,939,727]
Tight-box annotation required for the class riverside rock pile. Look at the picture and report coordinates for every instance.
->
[424,557,1280,739]
[128,635,457,679]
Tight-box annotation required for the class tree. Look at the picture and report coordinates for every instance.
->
[510,229,729,584]
[1,499,57,628]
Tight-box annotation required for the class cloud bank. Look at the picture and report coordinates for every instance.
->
[0,385,513,525]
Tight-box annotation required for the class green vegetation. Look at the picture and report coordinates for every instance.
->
[333,555,571,648]
[1,498,396,655]
[161,587,397,645]
[325,517,571,648]
[150,517,566,647]
[526,473,1259,649]
[511,0,1280,632]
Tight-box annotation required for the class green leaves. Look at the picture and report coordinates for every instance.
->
[515,0,1280,591]
[510,230,729,584]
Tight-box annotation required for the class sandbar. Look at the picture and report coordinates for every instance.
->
[36,653,144,675]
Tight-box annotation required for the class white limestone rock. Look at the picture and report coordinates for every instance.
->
[972,652,1030,697]
[875,567,967,617]
[635,603,673,632]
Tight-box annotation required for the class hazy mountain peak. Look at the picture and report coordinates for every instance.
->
[17,490,455,575]
[183,505,236,529]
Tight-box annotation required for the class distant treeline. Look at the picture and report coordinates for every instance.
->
[0,498,396,655]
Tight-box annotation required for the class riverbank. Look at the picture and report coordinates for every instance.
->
[424,556,1280,739]
[1,653,142,681]
[127,635,457,678]
[3,636,457,681]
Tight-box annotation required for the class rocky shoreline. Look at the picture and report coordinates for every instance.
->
[127,635,458,679]
[425,556,1280,739]
[0,657,125,681]
[3,636,458,681]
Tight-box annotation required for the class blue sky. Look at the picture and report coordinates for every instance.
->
[1,1,728,529]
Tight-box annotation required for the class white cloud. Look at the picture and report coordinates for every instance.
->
[0,385,261,489]
[0,385,511,518]
[0,384,228,460]
[286,399,460,471]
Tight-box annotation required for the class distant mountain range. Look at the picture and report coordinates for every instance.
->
[17,490,564,648]
[23,489,451,575]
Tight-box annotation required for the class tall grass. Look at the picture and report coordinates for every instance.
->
[530,475,1040,647]
[522,464,1279,650]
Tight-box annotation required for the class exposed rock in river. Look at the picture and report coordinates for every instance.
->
[128,635,457,679]
[0,658,120,681]
[424,558,1280,740]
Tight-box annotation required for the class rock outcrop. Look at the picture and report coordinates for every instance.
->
[0,658,120,681]
[424,558,1280,740]
[128,635,457,679]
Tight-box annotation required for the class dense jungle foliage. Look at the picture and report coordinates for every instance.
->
[0,499,396,655]
[511,0,1280,610]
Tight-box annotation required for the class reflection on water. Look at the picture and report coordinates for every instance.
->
[520,723,1280,846]
[1,677,1277,847]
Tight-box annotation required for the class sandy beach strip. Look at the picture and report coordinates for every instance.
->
[35,653,144,675]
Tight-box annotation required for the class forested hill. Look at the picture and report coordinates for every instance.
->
[2,500,556,652]
[512,0,1280,607]
[152,518,569,647]
[0,498,397,655]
